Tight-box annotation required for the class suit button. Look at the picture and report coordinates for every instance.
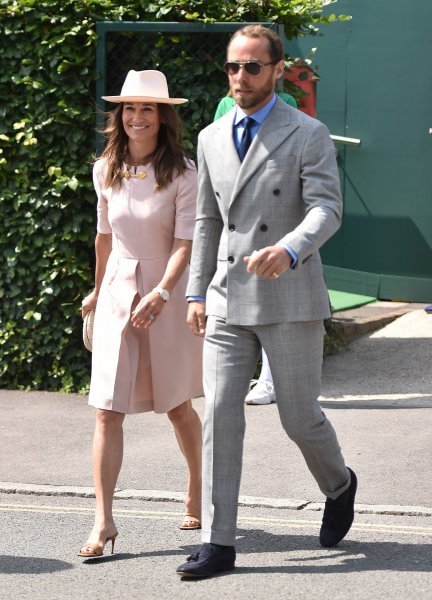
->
[260,224,268,232]
[273,189,280,196]
[215,191,220,197]
[227,256,234,264]
[228,224,236,231]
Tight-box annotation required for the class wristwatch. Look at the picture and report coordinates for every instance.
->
[153,286,170,302]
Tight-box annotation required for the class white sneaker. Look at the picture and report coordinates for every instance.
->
[245,379,276,405]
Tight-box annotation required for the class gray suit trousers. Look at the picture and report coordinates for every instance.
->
[201,316,350,546]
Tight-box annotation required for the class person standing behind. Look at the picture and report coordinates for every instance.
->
[177,25,357,578]
[79,70,203,558]
[214,88,296,121]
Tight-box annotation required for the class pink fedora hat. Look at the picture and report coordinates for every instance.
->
[102,70,188,104]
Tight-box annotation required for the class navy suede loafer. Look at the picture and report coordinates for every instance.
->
[176,543,236,578]
[320,467,357,547]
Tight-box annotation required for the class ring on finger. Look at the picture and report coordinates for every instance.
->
[272,272,280,279]
[149,313,155,321]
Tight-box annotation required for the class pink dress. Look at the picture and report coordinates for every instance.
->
[88,158,203,414]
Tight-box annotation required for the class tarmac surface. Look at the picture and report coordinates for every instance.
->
[1,300,432,598]
[1,300,430,509]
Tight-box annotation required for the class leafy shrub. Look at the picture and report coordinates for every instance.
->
[0,0,346,391]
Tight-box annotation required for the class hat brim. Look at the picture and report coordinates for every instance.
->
[101,95,188,105]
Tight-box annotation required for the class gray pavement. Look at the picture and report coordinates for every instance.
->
[1,493,431,600]
[1,302,432,598]
[1,302,431,510]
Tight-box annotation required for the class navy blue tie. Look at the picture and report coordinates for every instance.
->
[238,117,255,161]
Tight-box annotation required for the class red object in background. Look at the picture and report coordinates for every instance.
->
[284,64,318,118]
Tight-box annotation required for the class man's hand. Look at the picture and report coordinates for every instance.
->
[244,245,292,279]
[187,301,206,337]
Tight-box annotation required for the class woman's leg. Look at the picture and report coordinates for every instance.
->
[167,400,202,521]
[81,409,125,549]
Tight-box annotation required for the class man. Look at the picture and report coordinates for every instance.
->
[177,25,357,579]
[213,85,297,407]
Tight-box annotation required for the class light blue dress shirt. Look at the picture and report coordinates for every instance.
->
[234,95,298,267]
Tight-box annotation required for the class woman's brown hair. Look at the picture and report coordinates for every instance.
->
[98,103,190,190]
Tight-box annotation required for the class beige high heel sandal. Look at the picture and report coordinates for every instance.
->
[179,514,201,530]
[78,532,118,558]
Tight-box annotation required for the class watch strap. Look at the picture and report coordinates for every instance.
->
[153,286,170,302]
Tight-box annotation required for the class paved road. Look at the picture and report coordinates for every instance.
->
[1,494,431,600]
[1,308,431,598]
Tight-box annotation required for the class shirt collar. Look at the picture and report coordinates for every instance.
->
[233,94,277,126]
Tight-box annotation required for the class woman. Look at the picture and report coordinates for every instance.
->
[79,70,203,558]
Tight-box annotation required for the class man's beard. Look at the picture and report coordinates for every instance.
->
[232,79,274,110]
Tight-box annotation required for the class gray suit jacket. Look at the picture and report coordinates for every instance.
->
[187,97,343,325]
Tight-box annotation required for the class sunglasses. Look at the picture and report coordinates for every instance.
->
[224,60,277,76]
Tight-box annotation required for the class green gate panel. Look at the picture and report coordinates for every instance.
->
[379,274,432,303]
[324,265,432,303]
[296,0,432,301]
[324,265,380,297]
[95,21,282,156]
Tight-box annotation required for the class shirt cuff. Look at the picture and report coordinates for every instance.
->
[277,242,298,269]
[187,296,205,302]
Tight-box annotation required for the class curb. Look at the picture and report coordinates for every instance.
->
[331,310,408,339]
[1,482,431,518]
[330,312,402,341]
[330,302,426,342]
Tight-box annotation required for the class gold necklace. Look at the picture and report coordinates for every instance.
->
[123,167,147,179]
[122,153,154,179]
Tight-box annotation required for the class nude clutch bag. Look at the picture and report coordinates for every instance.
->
[82,310,95,352]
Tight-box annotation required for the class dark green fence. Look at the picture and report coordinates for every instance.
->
[293,0,432,302]
[95,22,284,156]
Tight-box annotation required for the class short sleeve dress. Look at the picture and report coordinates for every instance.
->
[88,158,203,414]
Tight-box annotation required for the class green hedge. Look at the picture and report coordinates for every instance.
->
[0,0,347,392]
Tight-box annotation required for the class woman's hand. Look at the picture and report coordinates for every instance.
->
[81,290,99,319]
[130,290,166,329]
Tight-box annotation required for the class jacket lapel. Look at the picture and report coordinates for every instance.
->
[212,109,241,169]
[231,100,300,203]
